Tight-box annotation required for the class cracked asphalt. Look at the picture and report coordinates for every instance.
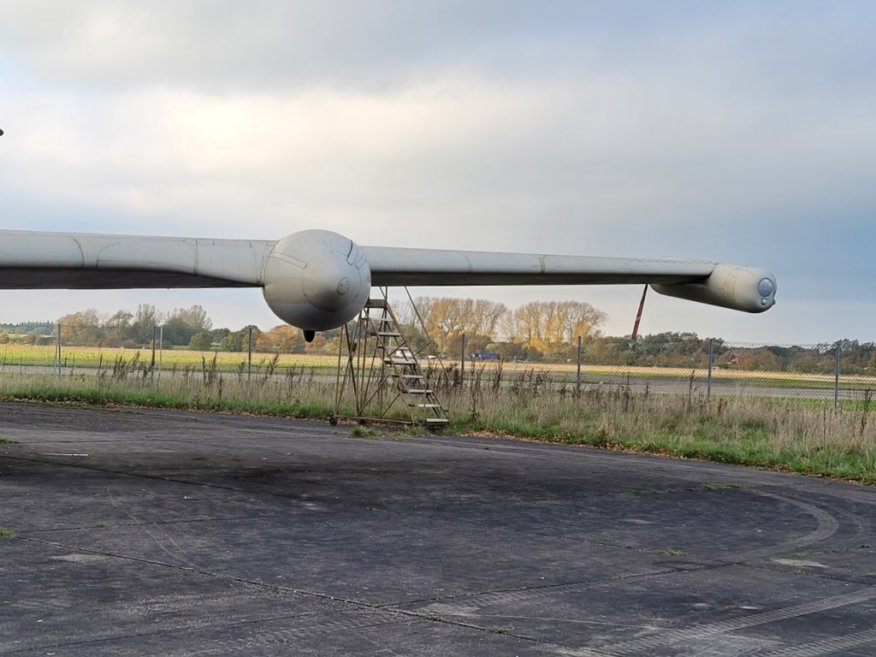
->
[1,401,875,656]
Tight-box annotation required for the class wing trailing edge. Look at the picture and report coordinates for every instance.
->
[0,229,776,318]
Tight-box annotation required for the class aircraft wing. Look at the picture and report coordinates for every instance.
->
[0,229,776,329]
[361,245,776,314]
[0,230,273,289]
[362,246,716,286]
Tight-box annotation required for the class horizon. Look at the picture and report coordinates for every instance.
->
[0,295,865,350]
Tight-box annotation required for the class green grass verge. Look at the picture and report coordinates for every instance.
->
[0,381,337,420]
[448,392,876,485]
[462,417,874,482]
[1,375,874,485]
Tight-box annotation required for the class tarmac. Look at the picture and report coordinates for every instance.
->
[1,400,875,656]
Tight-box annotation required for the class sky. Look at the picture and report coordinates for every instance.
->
[1,0,875,345]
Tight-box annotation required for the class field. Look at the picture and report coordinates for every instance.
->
[0,344,337,372]
[3,343,874,392]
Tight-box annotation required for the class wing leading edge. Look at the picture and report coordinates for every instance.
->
[362,246,716,286]
[0,231,273,289]
[0,230,776,315]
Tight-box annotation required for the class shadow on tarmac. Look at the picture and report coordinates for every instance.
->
[1,402,876,656]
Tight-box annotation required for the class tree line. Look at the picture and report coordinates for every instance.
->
[0,304,330,354]
[0,297,873,375]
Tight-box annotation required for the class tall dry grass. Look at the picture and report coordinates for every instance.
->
[440,376,876,482]
[0,357,873,483]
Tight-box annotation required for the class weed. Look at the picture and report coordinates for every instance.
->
[700,483,742,491]
[655,547,684,556]
[0,527,16,538]
[350,426,379,438]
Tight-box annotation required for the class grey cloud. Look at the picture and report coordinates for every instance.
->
[2,1,876,341]
[2,1,873,92]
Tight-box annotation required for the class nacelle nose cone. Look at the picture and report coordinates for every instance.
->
[262,230,371,331]
[653,265,776,313]
[303,252,359,312]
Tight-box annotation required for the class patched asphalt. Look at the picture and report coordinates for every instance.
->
[1,401,875,656]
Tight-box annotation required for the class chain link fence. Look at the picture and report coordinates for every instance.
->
[0,322,872,406]
[451,337,868,407]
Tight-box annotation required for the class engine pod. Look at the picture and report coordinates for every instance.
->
[652,264,776,313]
[262,230,371,331]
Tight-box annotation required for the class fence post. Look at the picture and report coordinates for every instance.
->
[55,323,61,378]
[576,335,582,397]
[247,326,253,381]
[460,333,466,386]
[835,343,841,410]
[157,325,164,381]
[151,325,157,374]
[707,339,714,401]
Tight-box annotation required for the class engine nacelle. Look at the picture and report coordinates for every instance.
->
[652,264,776,313]
[262,230,371,331]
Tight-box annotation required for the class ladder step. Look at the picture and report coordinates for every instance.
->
[348,297,448,427]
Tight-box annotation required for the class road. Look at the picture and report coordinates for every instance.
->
[1,402,876,655]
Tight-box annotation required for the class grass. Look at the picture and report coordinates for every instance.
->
[0,527,16,538]
[450,385,876,483]
[0,369,875,485]
[0,371,295,421]
[350,426,381,438]
[655,548,684,556]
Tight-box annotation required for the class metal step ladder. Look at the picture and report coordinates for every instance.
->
[333,291,449,428]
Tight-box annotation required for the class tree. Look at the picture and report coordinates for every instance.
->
[56,309,103,346]
[163,305,212,346]
[104,310,134,347]
[131,304,161,345]
[410,297,509,353]
[256,325,306,353]
[219,326,260,352]
[189,331,213,351]
[508,301,606,355]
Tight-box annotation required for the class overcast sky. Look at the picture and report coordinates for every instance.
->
[1,1,874,344]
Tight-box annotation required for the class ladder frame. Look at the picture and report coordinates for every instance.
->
[332,288,449,428]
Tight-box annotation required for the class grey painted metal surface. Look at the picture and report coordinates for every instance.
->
[0,228,777,328]
[0,230,273,288]
[362,245,717,285]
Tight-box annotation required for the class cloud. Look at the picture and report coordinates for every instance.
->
[1,1,876,340]
[4,65,875,249]
[3,1,871,91]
